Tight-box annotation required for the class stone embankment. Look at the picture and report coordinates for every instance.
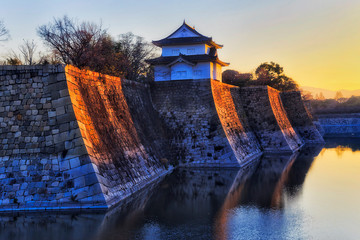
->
[0,65,323,211]
[151,79,239,167]
[239,86,303,153]
[0,65,169,211]
[280,91,324,143]
[317,113,360,137]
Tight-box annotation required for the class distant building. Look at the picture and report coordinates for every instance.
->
[147,21,229,82]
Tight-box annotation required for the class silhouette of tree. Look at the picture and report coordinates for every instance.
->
[38,16,155,80]
[334,91,344,101]
[114,32,156,81]
[254,62,299,91]
[301,90,313,101]
[18,39,38,65]
[317,92,325,100]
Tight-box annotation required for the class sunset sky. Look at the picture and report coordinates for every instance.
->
[1,0,359,90]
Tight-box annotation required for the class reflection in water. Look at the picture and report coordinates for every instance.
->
[325,137,360,152]
[2,139,360,240]
[0,212,104,240]
[98,168,243,240]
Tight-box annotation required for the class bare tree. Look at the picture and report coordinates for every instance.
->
[0,20,9,41]
[115,32,156,81]
[37,15,108,67]
[18,39,37,65]
[37,16,156,80]
[37,16,129,76]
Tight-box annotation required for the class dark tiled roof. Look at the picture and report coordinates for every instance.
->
[152,22,223,48]
[146,54,229,66]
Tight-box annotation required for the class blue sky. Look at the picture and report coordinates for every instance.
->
[1,0,360,90]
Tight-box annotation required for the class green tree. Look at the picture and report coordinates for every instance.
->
[254,62,299,91]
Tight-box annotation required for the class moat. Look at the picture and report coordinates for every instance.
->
[1,138,360,240]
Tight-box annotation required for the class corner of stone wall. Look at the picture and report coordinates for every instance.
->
[0,65,107,211]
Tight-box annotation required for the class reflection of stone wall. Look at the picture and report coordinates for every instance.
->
[280,91,324,143]
[151,79,239,167]
[239,86,303,153]
[144,168,239,221]
[211,80,262,166]
[0,212,104,240]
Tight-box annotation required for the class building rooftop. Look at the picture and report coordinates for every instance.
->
[146,53,229,67]
[152,22,223,49]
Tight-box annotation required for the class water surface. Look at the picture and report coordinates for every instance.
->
[1,138,360,240]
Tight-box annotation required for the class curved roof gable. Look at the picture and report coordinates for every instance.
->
[167,21,206,38]
[152,21,223,49]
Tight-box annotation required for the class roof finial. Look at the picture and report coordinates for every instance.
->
[183,19,186,24]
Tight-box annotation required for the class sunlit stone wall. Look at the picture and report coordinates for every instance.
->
[211,80,262,166]
[239,86,303,153]
[280,91,324,143]
[65,65,170,207]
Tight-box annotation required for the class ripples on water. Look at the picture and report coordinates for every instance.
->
[1,138,360,240]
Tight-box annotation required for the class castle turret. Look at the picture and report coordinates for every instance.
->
[147,21,229,81]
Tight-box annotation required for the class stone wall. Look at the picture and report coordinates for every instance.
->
[0,65,170,211]
[211,80,262,166]
[317,113,360,137]
[0,65,321,210]
[239,86,303,153]
[0,65,106,210]
[151,79,239,167]
[280,91,324,143]
[65,65,169,207]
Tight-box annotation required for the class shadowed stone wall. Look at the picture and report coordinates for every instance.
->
[0,65,106,210]
[151,79,240,167]
[239,86,303,153]
[280,91,324,143]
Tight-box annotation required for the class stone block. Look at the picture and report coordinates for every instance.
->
[70,157,80,169]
